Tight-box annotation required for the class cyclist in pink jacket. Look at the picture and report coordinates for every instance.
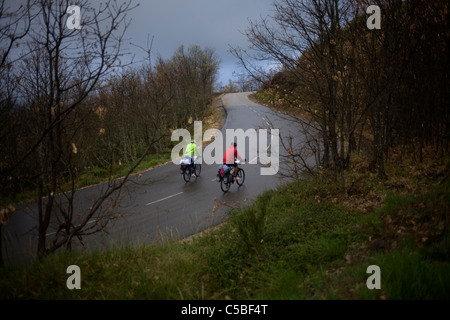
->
[223,142,244,181]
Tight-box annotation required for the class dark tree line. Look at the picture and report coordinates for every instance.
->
[82,44,219,170]
[232,0,449,189]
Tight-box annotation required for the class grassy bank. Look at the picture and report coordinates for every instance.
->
[1,153,448,299]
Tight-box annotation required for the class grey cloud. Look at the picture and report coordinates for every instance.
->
[125,0,274,83]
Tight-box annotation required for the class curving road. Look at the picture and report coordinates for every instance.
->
[2,92,309,264]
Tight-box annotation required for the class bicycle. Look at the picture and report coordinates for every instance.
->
[180,156,201,182]
[217,159,245,193]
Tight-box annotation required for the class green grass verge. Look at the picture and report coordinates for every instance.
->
[1,165,449,299]
[73,152,172,190]
[0,152,172,208]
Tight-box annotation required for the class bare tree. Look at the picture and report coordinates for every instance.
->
[5,0,141,258]
[0,0,35,69]
[231,0,367,191]
[0,0,35,190]
[233,0,449,187]
[1,1,222,259]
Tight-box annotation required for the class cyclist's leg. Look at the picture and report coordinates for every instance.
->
[182,156,189,173]
[226,164,235,181]
[228,163,238,180]
[191,157,195,172]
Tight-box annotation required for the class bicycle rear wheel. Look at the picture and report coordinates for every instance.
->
[183,166,191,182]
[220,174,231,192]
[236,168,245,186]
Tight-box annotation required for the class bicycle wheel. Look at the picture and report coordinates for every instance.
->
[236,168,245,186]
[183,166,191,182]
[194,164,201,177]
[220,174,231,192]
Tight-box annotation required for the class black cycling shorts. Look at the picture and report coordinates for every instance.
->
[225,163,237,168]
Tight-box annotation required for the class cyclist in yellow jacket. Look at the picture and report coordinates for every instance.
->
[184,140,201,164]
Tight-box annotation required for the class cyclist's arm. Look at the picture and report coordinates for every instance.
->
[233,148,243,162]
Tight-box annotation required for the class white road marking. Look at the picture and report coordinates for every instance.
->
[261,117,271,127]
[146,192,184,206]
[47,192,185,236]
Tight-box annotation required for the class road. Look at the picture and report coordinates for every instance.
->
[1,92,308,264]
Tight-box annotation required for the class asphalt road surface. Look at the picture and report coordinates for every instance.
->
[2,92,311,265]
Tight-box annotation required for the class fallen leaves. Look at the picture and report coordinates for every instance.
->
[71,142,78,154]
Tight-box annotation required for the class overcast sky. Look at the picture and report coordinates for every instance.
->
[4,0,276,85]
[124,0,275,85]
